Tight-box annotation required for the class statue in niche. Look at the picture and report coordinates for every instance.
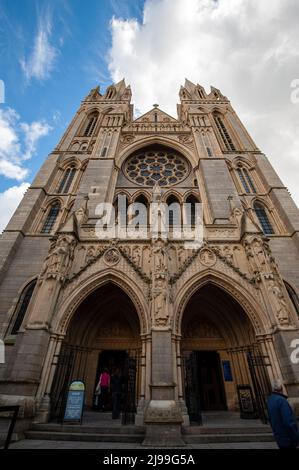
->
[153,240,166,272]
[40,235,76,281]
[268,280,291,326]
[252,239,269,270]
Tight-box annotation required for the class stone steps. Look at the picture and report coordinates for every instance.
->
[25,430,145,444]
[29,423,144,435]
[184,433,274,444]
[24,423,275,445]
[183,425,272,435]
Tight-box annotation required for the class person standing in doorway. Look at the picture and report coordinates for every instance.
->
[111,368,123,419]
[267,379,299,449]
[96,368,110,411]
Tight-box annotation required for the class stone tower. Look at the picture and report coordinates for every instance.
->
[0,79,299,443]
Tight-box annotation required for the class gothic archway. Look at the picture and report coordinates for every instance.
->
[177,282,275,424]
[49,282,143,422]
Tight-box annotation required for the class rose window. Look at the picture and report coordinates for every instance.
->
[124,147,189,187]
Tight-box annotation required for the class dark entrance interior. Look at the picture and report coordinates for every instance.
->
[197,351,226,411]
[93,350,127,411]
[184,350,227,423]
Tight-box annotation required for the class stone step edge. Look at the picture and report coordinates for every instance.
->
[25,431,145,443]
[182,427,272,435]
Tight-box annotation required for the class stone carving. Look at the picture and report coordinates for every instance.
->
[97,321,132,338]
[222,245,234,265]
[40,235,76,282]
[151,239,170,327]
[178,134,193,146]
[132,246,141,267]
[153,241,166,272]
[267,280,291,326]
[75,197,89,225]
[184,321,222,338]
[120,134,135,145]
[199,248,217,267]
[85,246,96,265]
[103,248,121,266]
[244,237,273,278]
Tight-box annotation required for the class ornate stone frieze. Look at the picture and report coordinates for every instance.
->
[39,235,76,283]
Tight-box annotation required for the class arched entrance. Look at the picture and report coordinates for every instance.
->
[180,283,273,424]
[50,282,142,422]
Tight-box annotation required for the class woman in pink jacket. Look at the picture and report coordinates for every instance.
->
[95,368,110,411]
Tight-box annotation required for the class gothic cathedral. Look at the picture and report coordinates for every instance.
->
[0,79,299,443]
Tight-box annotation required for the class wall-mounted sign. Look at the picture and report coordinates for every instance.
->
[222,360,233,382]
[64,381,85,424]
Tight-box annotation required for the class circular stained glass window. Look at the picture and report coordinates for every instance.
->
[124,147,189,187]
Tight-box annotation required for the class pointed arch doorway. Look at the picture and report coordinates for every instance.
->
[180,283,273,424]
[50,282,142,423]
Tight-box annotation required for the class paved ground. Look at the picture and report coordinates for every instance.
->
[9,439,278,449]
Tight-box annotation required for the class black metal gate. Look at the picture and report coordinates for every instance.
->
[50,344,90,422]
[247,348,272,424]
[183,352,202,425]
[121,350,139,425]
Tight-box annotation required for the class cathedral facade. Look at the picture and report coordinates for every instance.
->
[0,79,299,441]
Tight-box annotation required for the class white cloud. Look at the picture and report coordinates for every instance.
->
[108,0,299,205]
[20,10,57,81]
[0,108,52,180]
[0,183,30,233]
[20,121,52,160]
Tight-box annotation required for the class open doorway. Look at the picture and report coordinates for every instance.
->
[93,350,127,411]
[197,351,227,411]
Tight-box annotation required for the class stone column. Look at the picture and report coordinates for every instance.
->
[135,334,148,426]
[142,238,184,446]
[34,334,64,423]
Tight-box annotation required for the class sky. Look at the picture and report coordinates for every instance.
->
[0,0,299,232]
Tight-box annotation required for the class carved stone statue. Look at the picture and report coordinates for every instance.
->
[40,235,76,282]
[268,280,291,326]
[153,276,168,327]
[153,241,166,272]
[85,246,96,264]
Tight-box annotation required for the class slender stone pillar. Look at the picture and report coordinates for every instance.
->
[142,328,184,447]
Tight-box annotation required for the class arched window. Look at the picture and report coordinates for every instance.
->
[106,87,115,100]
[57,166,76,194]
[132,194,149,227]
[166,195,181,228]
[83,112,98,137]
[213,113,236,151]
[186,195,199,226]
[41,203,60,234]
[10,280,37,335]
[254,202,274,235]
[237,167,256,194]
[114,194,129,226]
[284,282,299,316]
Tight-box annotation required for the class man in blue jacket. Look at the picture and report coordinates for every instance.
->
[267,379,299,449]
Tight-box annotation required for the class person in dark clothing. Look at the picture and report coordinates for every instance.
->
[267,379,299,449]
[110,368,123,419]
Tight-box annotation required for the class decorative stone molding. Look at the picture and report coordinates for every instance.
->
[57,274,148,336]
[103,248,121,266]
[199,248,217,267]
[174,274,265,336]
